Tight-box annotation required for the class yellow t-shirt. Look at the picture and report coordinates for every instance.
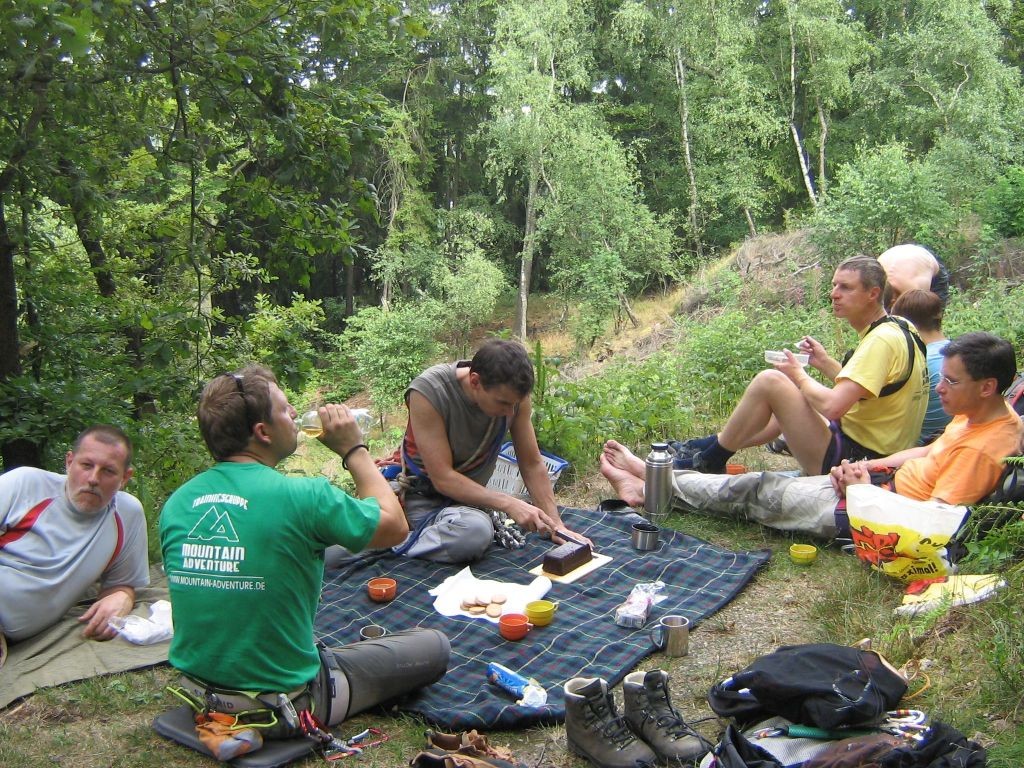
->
[894,404,1023,504]
[837,320,929,455]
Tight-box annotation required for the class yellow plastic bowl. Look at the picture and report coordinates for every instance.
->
[525,599,557,627]
[789,543,818,565]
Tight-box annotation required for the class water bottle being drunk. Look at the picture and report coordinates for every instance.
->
[296,410,324,438]
[644,442,673,526]
[295,408,373,439]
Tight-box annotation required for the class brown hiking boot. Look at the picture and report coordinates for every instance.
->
[564,677,657,768]
[622,670,709,765]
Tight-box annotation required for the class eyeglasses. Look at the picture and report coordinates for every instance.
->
[938,375,962,387]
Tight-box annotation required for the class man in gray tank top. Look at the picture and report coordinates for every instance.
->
[398,339,586,562]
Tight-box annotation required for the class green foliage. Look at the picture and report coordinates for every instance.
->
[435,207,509,352]
[811,143,950,263]
[342,303,441,413]
[943,282,1024,352]
[245,293,328,392]
[979,166,1024,239]
[130,417,211,561]
[533,351,697,471]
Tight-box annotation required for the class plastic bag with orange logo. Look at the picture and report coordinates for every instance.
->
[845,484,968,582]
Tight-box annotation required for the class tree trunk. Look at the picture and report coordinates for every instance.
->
[674,48,703,257]
[61,164,156,418]
[744,206,757,237]
[0,197,43,469]
[816,97,829,202]
[787,15,818,207]
[515,166,539,341]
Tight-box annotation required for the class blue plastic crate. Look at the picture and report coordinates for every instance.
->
[486,442,569,499]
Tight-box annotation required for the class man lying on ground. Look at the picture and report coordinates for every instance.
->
[601,333,1022,539]
[0,425,148,644]
[676,256,929,477]
[160,366,449,756]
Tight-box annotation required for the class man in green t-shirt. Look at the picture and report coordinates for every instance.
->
[160,365,449,752]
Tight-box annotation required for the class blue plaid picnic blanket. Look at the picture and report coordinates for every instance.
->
[314,506,769,730]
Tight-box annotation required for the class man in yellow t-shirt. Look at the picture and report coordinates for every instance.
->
[672,256,929,476]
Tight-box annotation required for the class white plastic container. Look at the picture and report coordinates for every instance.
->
[765,350,809,366]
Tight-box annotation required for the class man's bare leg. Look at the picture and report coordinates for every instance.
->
[599,449,646,507]
[716,370,832,474]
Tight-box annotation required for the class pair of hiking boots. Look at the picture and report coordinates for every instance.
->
[564,670,711,768]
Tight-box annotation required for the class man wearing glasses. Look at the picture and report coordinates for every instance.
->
[601,332,1022,538]
[160,366,449,758]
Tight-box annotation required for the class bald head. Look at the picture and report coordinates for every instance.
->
[878,244,939,306]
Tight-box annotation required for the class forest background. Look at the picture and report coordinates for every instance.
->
[4,1,1024,765]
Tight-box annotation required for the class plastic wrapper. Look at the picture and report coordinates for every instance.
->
[486,662,548,707]
[613,581,666,629]
[108,599,174,645]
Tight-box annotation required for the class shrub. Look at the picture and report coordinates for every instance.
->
[342,303,442,414]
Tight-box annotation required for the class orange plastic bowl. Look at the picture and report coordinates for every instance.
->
[367,577,397,602]
[498,613,533,641]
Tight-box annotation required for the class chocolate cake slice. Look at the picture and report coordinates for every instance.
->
[542,540,593,576]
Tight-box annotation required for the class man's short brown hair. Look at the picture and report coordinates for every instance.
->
[469,339,535,397]
[837,255,888,296]
[198,365,278,461]
[891,289,943,333]
[73,424,133,470]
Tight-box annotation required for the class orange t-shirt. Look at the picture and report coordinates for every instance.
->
[894,402,1022,504]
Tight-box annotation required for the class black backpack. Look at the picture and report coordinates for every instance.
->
[707,644,908,730]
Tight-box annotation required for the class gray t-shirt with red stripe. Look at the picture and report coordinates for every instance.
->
[0,467,149,641]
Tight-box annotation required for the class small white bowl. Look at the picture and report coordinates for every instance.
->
[765,350,809,366]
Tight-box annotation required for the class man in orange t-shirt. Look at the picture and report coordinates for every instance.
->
[601,332,1022,538]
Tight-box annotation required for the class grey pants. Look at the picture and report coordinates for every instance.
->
[399,504,495,563]
[318,627,451,726]
[672,470,842,539]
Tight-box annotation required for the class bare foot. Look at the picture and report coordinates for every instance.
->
[599,451,646,508]
[601,440,645,478]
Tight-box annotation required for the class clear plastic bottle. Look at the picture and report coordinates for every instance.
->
[350,408,373,433]
[295,408,372,437]
[644,442,673,525]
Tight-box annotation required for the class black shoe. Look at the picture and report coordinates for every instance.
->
[766,437,792,457]
[690,450,726,474]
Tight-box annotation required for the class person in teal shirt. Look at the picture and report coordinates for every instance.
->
[160,365,449,753]
[891,289,951,444]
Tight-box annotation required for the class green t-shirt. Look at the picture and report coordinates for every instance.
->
[160,462,380,691]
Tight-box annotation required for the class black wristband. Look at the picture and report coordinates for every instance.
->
[341,443,368,471]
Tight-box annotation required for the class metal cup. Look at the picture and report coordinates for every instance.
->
[359,624,387,641]
[650,615,689,657]
[631,522,661,551]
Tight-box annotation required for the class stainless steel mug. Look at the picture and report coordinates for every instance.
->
[359,624,387,641]
[650,615,689,657]
[631,522,660,551]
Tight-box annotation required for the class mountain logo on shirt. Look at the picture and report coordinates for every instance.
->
[187,506,240,543]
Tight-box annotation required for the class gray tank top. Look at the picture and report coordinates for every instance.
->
[402,362,508,516]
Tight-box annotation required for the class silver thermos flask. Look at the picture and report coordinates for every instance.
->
[644,442,673,525]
